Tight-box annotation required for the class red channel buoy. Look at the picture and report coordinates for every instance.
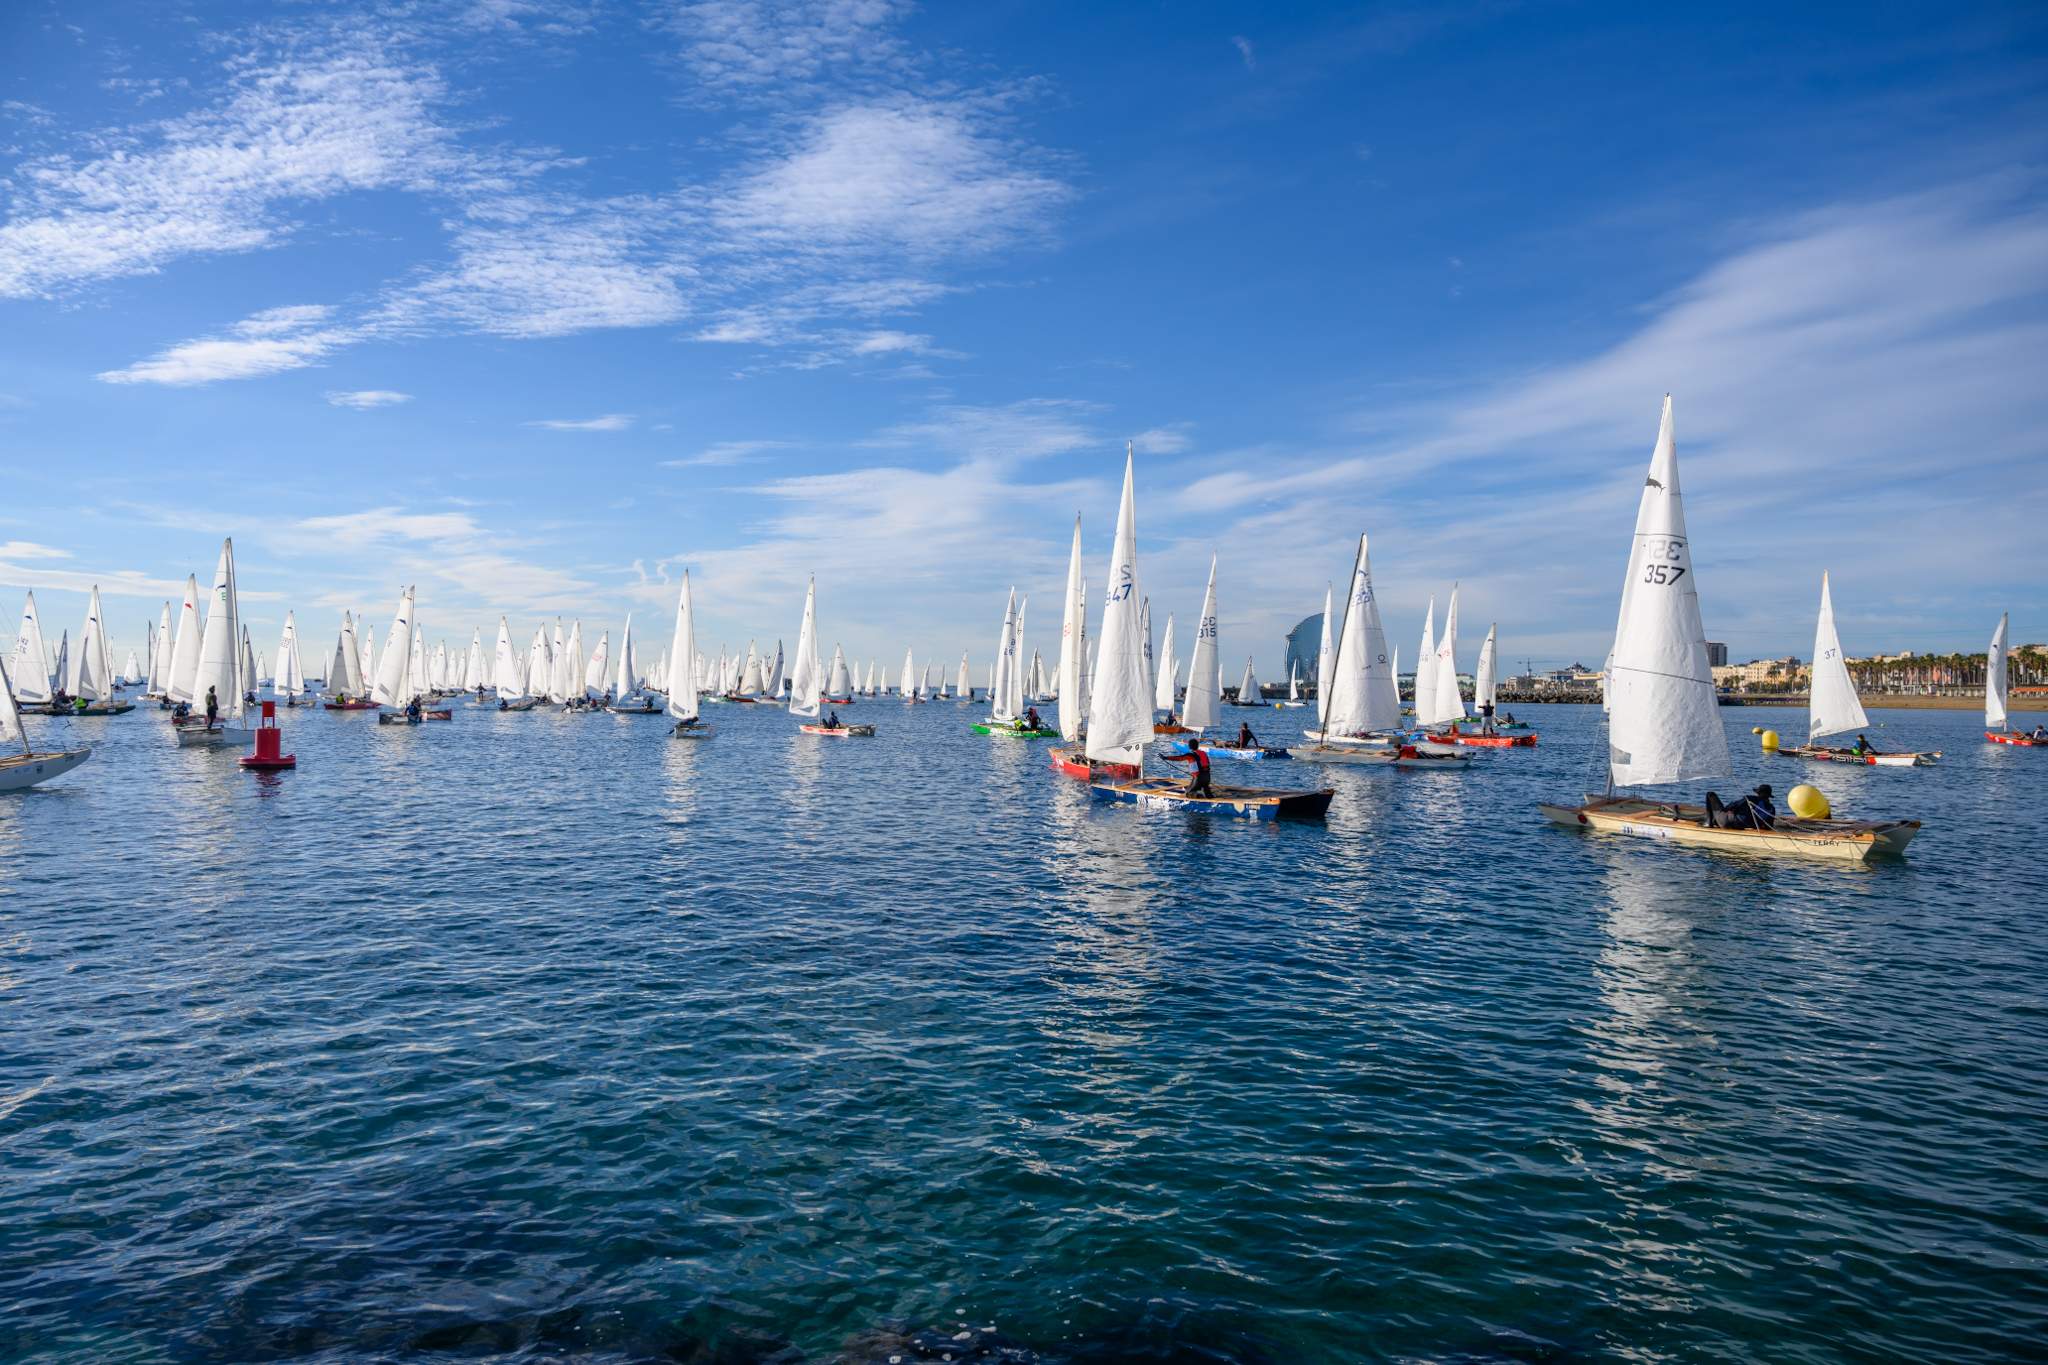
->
[240,700,297,770]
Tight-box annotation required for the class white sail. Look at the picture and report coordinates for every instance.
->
[1287,660,1300,702]
[1475,625,1499,712]
[165,577,202,704]
[51,632,67,695]
[1140,597,1155,711]
[1236,656,1259,705]
[1413,598,1437,724]
[408,626,428,703]
[739,639,764,696]
[1084,445,1152,766]
[1986,612,2009,732]
[190,541,246,720]
[146,601,173,696]
[10,591,52,705]
[333,612,365,696]
[763,641,784,698]
[668,572,700,721]
[1057,515,1087,739]
[560,622,586,704]
[122,648,141,684]
[789,577,821,717]
[525,629,549,700]
[957,651,973,701]
[1323,534,1400,736]
[0,650,26,750]
[901,646,918,698]
[1182,556,1221,732]
[826,645,851,698]
[1807,573,1868,742]
[72,587,113,702]
[1606,395,1730,788]
[585,631,611,698]
[275,611,306,697]
[372,588,415,706]
[1315,584,1334,722]
[465,627,486,692]
[1154,613,1178,713]
[491,617,522,699]
[359,622,375,686]
[991,588,1019,722]
[1425,586,1464,727]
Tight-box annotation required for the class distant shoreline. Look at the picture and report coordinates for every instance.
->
[1494,693,2047,713]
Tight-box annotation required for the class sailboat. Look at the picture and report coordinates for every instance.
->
[9,591,54,714]
[64,586,133,714]
[0,646,91,790]
[1170,556,1221,736]
[976,588,1053,737]
[1539,396,1920,858]
[1153,612,1179,718]
[174,540,257,746]
[1774,575,1934,765]
[1411,597,1436,720]
[1084,449,1332,818]
[273,612,308,707]
[1983,613,2038,746]
[608,614,663,713]
[955,651,974,703]
[668,572,713,737]
[143,599,173,699]
[1433,623,1538,747]
[900,646,921,703]
[1277,660,1309,709]
[1049,514,1108,776]
[1290,534,1465,767]
[372,587,450,724]
[1232,656,1263,708]
[791,578,872,735]
[325,612,375,707]
[823,645,855,704]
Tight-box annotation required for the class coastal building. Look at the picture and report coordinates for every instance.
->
[1705,641,1729,667]
[1284,614,1322,685]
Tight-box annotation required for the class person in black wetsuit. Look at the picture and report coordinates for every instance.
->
[406,696,422,722]
[1854,734,1873,755]
[1705,784,1776,830]
[204,686,219,726]
[1024,707,1043,731]
[1163,735,1212,797]
[1234,721,1258,750]
[824,709,841,728]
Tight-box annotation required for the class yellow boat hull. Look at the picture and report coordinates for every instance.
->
[1539,797,1919,861]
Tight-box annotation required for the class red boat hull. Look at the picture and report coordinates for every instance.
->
[1430,729,1538,748]
[1049,745,1139,781]
[1988,731,2044,746]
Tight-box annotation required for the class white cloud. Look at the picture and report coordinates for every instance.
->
[296,507,485,550]
[98,305,359,385]
[716,99,1069,259]
[0,540,70,560]
[661,439,792,467]
[1231,35,1256,70]
[659,0,913,95]
[326,389,413,409]
[526,413,635,431]
[0,43,472,299]
[1133,424,1195,455]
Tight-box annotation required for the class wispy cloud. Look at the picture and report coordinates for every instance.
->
[0,540,70,560]
[326,388,413,409]
[661,438,793,467]
[1231,35,1257,70]
[1133,423,1195,455]
[658,0,914,97]
[526,413,635,431]
[98,305,360,385]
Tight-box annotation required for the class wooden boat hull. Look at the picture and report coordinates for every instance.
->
[174,722,256,747]
[1987,731,2044,746]
[973,723,1058,738]
[1779,745,1938,767]
[1048,745,1139,781]
[0,748,91,791]
[323,701,379,710]
[1539,797,1920,860]
[1289,743,1470,767]
[1165,743,1291,761]
[1152,723,1191,735]
[1089,775,1333,820]
[799,724,875,737]
[1430,729,1539,748]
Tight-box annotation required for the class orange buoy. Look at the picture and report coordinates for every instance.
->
[240,700,297,770]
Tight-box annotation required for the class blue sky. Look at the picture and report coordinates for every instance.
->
[4,0,2045,678]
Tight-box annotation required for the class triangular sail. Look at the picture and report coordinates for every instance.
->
[275,611,306,697]
[1475,625,1498,713]
[525,629,549,698]
[1315,585,1334,722]
[73,587,112,702]
[1237,656,1259,705]
[1986,612,2009,732]
[763,641,784,698]
[1057,515,1087,739]
[10,592,52,705]
[991,588,1019,722]
[1287,661,1300,702]
[165,578,202,704]
[1084,445,1151,765]
[668,572,700,721]
[372,588,415,706]
[1140,597,1155,712]
[1323,534,1399,737]
[0,650,28,753]
[1413,599,1436,724]
[494,617,523,699]
[1425,586,1464,727]
[1181,556,1221,732]
[789,577,821,717]
[191,540,246,720]
[957,651,972,701]
[826,645,852,698]
[1808,573,1868,742]
[1606,395,1730,787]
[146,601,172,696]
[1154,613,1178,713]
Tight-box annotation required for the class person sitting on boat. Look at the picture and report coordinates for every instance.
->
[1163,735,1213,797]
[1025,707,1043,731]
[1704,784,1776,831]
[1235,721,1258,749]
[2032,723,2048,741]
[498,696,510,711]
[204,686,219,727]
[824,709,841,729]
[1162,709,1180,727]
[1854,734,1873,755]
[405,696,422,722]
[1499,710,1517,725]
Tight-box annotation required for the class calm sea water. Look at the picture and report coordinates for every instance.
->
[2,699,2043,1363]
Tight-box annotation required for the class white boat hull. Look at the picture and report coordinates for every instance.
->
[0,748,92,791]
[174,722,255,748]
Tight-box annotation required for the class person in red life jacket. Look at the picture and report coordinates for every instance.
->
[1163,734,1212,796]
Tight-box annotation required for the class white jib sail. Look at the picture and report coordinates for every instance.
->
[276,612,306,697]
[1237,657,1259,705]
[669,572,700,721]
[900,647,917,698]
[1986,612,2009,732]
[958,652,972,700]
[1155,614,1178,713]
[991,588,1019,722]
[466,627,487,691]
[525,629,549,699]
[1428,585,1465,727]
[789,576,821,718]
[1606,395,1730,788]
[1140,597,1155,712]
[1808,572,1869,743]
[1058,514,1086,740]
[827,645,851,698]
[1084,445,1151,766]
[1413,598,1437,724]
[166,577,202,704]
[763,641,783,698]
[147,601,172,695]
[191,540,246,720]
[1323,533,1400,736]
[1475,625,1499,712]
[0,650,26,750]
[73,586,112,702]
[372,587,415,706]
[1181,556,1221,732]
[1315,583,1334,723]
[494,617,523,700]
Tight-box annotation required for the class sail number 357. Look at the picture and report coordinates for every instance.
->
[1641,536,1687,586]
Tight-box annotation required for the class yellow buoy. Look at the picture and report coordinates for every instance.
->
[1788,784,1830,819]
[1759,729,1779,752]
[1750,725,1762,735]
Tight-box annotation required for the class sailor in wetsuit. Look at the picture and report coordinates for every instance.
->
[1234,721,1258,750]
[1704,783,1776,830]
[824,709,841,728]
[1163,735,1213,797]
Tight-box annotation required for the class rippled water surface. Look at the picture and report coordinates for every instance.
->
[3,700,2044,1363]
